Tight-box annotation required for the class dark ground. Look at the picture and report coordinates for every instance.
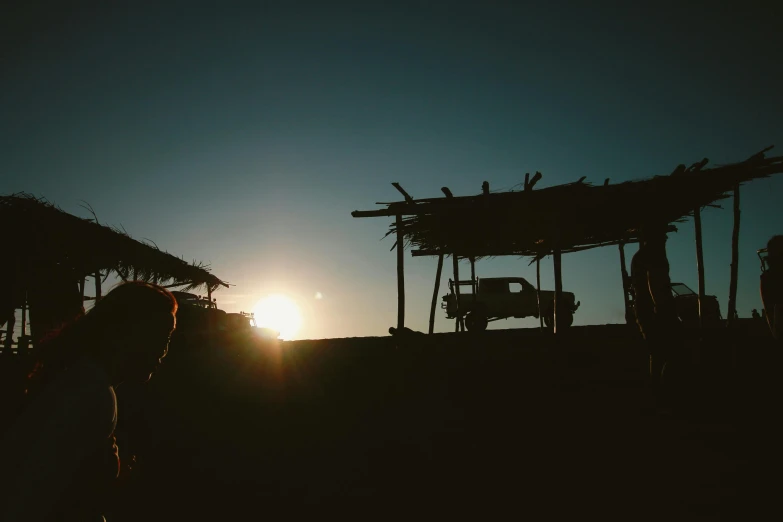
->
[1,322,780,520]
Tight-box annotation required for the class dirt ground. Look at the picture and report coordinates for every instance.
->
[103,323,778,521]
[1,323,779,520]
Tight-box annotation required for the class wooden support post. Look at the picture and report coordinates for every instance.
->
[536,256,543,330]
[396,214,405,331]
[694,207,706,329]
[553,247,563,334]
[3,314,12,350]
[453,254,462,332]
[470,257,476,303]
[20,292,27,338]
[727,185,740,326]
[79,278,85,302]
[619,242,631,324]
[429,254,444,335]
[94,271,102,301]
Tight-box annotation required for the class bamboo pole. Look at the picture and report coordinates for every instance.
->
[429,254,444,334]
[470,257,476,303]
[553,247,563,334]
[619,242,631,324]
[694,207,706,329]
[727,185,740,326]
[453,254,462,332]
[3,314,12,351]
[536,256,543,330]
[396,213,405,331]
[94,271,102,301]
[20,292,27,337]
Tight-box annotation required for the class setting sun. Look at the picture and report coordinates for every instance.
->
[253,294,302,340]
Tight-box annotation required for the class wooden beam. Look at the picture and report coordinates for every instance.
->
[727,184,741,326]
[20,291,27,338]
[429,254,444,335]
[392,182,415,204]
[694,207,706,329]
[470,257,477,303]
[452,254,462,332]
[536,257,543,330]
[94,271,102,301]
[529,171,542,190]
[553,245,563,334]
[3,312,12,351]
[408,231,668,258]
[619,242,631,324]
[396,213,405,331]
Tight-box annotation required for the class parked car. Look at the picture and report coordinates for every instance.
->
[442,277,580,332]
[670,282,722,326]
[171,292,278,341]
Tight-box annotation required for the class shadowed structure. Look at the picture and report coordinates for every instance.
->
[353,148,783,332]
[0,193,228,346]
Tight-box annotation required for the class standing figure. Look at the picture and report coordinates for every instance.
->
[760,235,783,342]
[631,223,681,404]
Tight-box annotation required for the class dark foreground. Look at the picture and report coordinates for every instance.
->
[2,323,780,520]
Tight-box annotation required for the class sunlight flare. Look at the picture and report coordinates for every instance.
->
[253,294,302,340]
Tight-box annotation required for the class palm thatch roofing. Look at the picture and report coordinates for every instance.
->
[352,147,783,260]
[0,193,228,292]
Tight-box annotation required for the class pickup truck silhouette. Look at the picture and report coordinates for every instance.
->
[442,277,580,332]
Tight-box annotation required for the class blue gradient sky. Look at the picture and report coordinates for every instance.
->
[2,2,782,339]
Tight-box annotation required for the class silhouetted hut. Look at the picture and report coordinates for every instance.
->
[0,194,228,350]
[352,147,783,334]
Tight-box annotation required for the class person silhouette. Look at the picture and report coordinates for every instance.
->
[630,223,681,407]
[0,281,177,522]
[760,235,783,341]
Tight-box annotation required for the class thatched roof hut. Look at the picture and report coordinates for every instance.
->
[1,193,227,292]
[352,147,783,333]
[1,193,228,345]
[354,148,782,259]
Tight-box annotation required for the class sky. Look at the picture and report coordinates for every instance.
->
[2,1,782,340]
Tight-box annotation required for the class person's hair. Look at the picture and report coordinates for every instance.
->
[25,281,177,399]
[767,235,783,260]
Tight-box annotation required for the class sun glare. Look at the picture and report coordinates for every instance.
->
[253,294,302,340]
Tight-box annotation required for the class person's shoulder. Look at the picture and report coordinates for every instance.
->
[631,248,646,265]
[645,247,669,265]
[761,269,782,289]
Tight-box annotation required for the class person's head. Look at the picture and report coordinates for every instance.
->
[33,281,177,387]
[639,222,668,248]
[767,235,783,270]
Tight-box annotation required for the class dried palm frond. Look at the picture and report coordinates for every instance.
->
[355,148,783,262]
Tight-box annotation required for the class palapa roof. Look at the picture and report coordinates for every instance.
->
[352,147,783,260]
[0,193,228,292]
